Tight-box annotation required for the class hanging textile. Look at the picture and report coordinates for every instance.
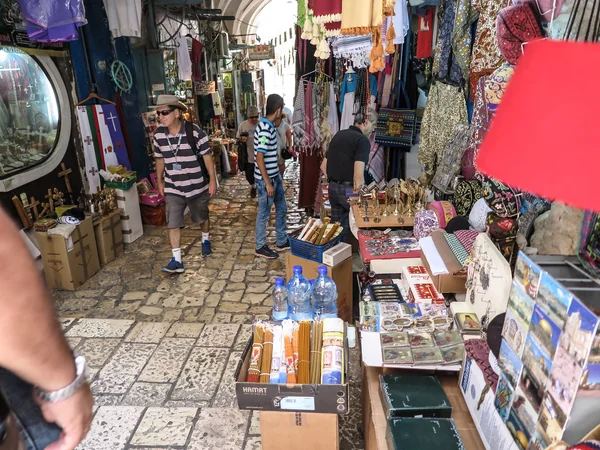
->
[92,105,128,169]
[418,83,468,176]
[483,63,514,116]
[292,83,307,149]
[433,0,463,84]
[305,82,315,148]
[177,35,192,81]
[392,0,410,44]
[103,0,142,38]
[339,72,358,113]
[416,8,435,59]
[312,84,321,146]
[578,212,600,278]
[496,3,544,66]
[210,92,223,116]
[313,0,343,36]
[191,38,204,80]
[327,83,340,137]
[451,0,479,79]
[470,0,511,96]
[299,152,321,209]
[366,133,385,182]
[341,0,383,35]
[462,77,490,179]
[76,106,102,193]
[331,35,373,68]
[17,0,86,42]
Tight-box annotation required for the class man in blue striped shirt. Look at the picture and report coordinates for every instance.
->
[254,94,289,259]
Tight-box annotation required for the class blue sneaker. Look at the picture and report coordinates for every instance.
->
[202,240,212,257]
[162,258,185,273]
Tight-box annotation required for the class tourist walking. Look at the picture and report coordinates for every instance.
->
[237,106,260,198]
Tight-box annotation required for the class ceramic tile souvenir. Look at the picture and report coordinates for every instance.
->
[380,302,413,317]
[528,305,562,358]
[495,374,514,422]
[412,346,444,365]
[502,308,528,357]
[409,332,435,348]
[498,338,524,388]
[455,312,481,334]
[548,297,599,414]
[382,347,413,365]
[506,407,532,450]
[536,273,572,328]
[518,367,544,413]
[507,280,536,329]
[522,334,553,389]
[512,386,541,437]
[359,315,378,332]
[434,329,463,348]
[360,301,379,317]
[514,252,542,300]
[537,393,567,444]
[440,343,465,364]
[381,332,410,348]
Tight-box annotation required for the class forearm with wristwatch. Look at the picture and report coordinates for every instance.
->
[34,353,88,403]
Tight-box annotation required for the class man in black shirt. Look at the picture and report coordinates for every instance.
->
[321,113,373,241]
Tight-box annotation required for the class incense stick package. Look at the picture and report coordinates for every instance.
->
[270,325,283,384]
[259,326,274,383]
[283,320,296,383]
[292,322,300,376]
[304,220,322,242]
[246,324,264,382]
[298,218,315,241]
[297,321,311,384]
[315,218,331,245]
[310,320,324,383]
[321,222,341,244]
[321,318,344,384]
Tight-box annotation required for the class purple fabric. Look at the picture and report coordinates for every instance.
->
[18,0,85,42]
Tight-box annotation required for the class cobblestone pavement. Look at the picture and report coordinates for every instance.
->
[54,161,364,450]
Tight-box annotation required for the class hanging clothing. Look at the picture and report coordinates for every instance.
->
[366,133,385,182]
[299,152,321,209]
[392,0,410,44]
[433,0,463,84]
[292,82,307,149]
[76,106,102,193]
[416,8,435,59]
[462,77,490,180]
[340,92,356,130]
[341,0,383,35]
[470,0,511,96]
[327,83,340,137]
[418,83,468,176]
[452,0,479,79]
[191,38,204,80]
[313,0,343,36]
[339,72,358,112]
[311,85,321,147]
[177,35,192,81]
[332,35,374,68]
[305,82,315,148]
[103,0,142,38]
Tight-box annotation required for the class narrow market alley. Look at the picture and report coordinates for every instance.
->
[53,162,364,450]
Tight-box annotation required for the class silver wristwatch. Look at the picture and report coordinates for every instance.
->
[34,354,88,403]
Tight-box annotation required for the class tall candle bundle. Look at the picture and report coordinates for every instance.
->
[297,321,311,384]
[321,318,344,384]
[270,325,283,384]
[292,321,300,376]
[259,326,274,383]
[310,320,324,384]
[246,324,264,382]
[283,320,296,383]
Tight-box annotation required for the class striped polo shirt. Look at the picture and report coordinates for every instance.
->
[153,121,210,198]
[254,118,279,180]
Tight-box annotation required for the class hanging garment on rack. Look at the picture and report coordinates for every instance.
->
[462,76,490,180]
[392,0,410,44]
[331,35,374,68]
[452,0,478,79]
[76,106,102,193]
[299,152,321,208]
[191,38,204,80]
[418,83,468,176]
[470,0,511,96]
[103,0,142,38]
[177,35,193,81]
[292,82,307,149]
[496,3,544,66]
[366,133,385,182]
[340,92,356,130]
[341,0,383,35]
[339,72,358,112]
[416,8,435,59]
[312,84,321,146]
[483,62,514,116]
[305,82,315,149]
[327,83,340,136]
[432,0,463,84]
[313,0,343,36]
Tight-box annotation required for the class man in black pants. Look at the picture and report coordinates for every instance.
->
[237,106,260,198]
[321,113,373,242]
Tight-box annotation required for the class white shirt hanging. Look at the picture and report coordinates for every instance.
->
[177,35,193,81]
[103,0,142,38]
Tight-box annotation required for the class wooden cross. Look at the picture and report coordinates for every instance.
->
[52,188,65,207]
[30,196,40,220]
[39,202,50,218]
[58,163,74,203]
[45,189,54,213]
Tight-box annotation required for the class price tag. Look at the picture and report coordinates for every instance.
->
[280,396,315,411]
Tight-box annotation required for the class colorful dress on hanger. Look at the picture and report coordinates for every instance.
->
[452,0,479,80]
[462,77,490,180]
[433,0,463,84]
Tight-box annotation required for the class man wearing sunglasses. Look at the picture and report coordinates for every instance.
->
[237,106,260,198]
[153,95,217,273]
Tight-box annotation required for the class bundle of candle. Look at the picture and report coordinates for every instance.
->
[298,218,343,245]
[246,319,345,385]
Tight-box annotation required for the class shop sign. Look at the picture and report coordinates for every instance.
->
[248,44,275,61]
[0,30,67,56]
[194,80,216,94]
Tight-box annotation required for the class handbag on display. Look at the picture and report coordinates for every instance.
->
[374,82,416,148]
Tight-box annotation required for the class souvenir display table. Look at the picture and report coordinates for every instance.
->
[350,204,415,228]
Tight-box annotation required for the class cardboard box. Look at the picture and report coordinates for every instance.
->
[401,265,445,304]
[37,216,100,290]
[235,337,349,414]
[285,252,353,322]
[93,210,124,266]
[421,251,466,293]
[260,411,338,450]
[322,243,352,267]
[116,185,143,244]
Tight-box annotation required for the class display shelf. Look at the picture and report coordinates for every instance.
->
[351,204,415,228]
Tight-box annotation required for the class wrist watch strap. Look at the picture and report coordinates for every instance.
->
[34,354,88,403]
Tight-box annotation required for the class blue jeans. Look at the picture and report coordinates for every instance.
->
[255,174,288,249]
[0,369,61,450]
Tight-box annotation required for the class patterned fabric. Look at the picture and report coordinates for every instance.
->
[416,8,435,59]
[454,229,480,254]
[462,77,490,179]
[431,229,464,273]
[429,201,457,228]
[484,63,514,116]
[469,197,492,232]
[375,107,416,147]
[414,210,440,239]
[418,83,468,175]
[454,179,483,216]
[452,0,479,81]
[497,3,544,65]
[292,82,306,150]
[433,0,463,84]
[470,0,511,97]
[444,232,470,265]
[579,211,600,277]
[482,176,521,218]
[486,213,519,268]
[465,338,499,392]
[431,123,471,192]
[518,193,551,239]
[305,82,315,149]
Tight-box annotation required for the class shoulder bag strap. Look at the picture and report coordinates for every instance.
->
[185,121,210,182]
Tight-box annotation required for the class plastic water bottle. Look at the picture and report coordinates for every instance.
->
[272,278,288,321]
[312,266,338,319]
[286,266,313,321]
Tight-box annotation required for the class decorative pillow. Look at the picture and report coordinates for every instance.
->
[414,210,440,240]
[428,201,457,228]
[469,198,492,232]
[454,179,483,216]
[496,3,544,65]
[482,176,522,218]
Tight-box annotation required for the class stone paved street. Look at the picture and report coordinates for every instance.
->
[54,161,364,450]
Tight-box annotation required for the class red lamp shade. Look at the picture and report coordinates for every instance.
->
[476,39,600,212]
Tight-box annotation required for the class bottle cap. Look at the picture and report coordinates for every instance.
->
[318,266,328,275]
[293,265,303,274]
[275,277,284,286]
